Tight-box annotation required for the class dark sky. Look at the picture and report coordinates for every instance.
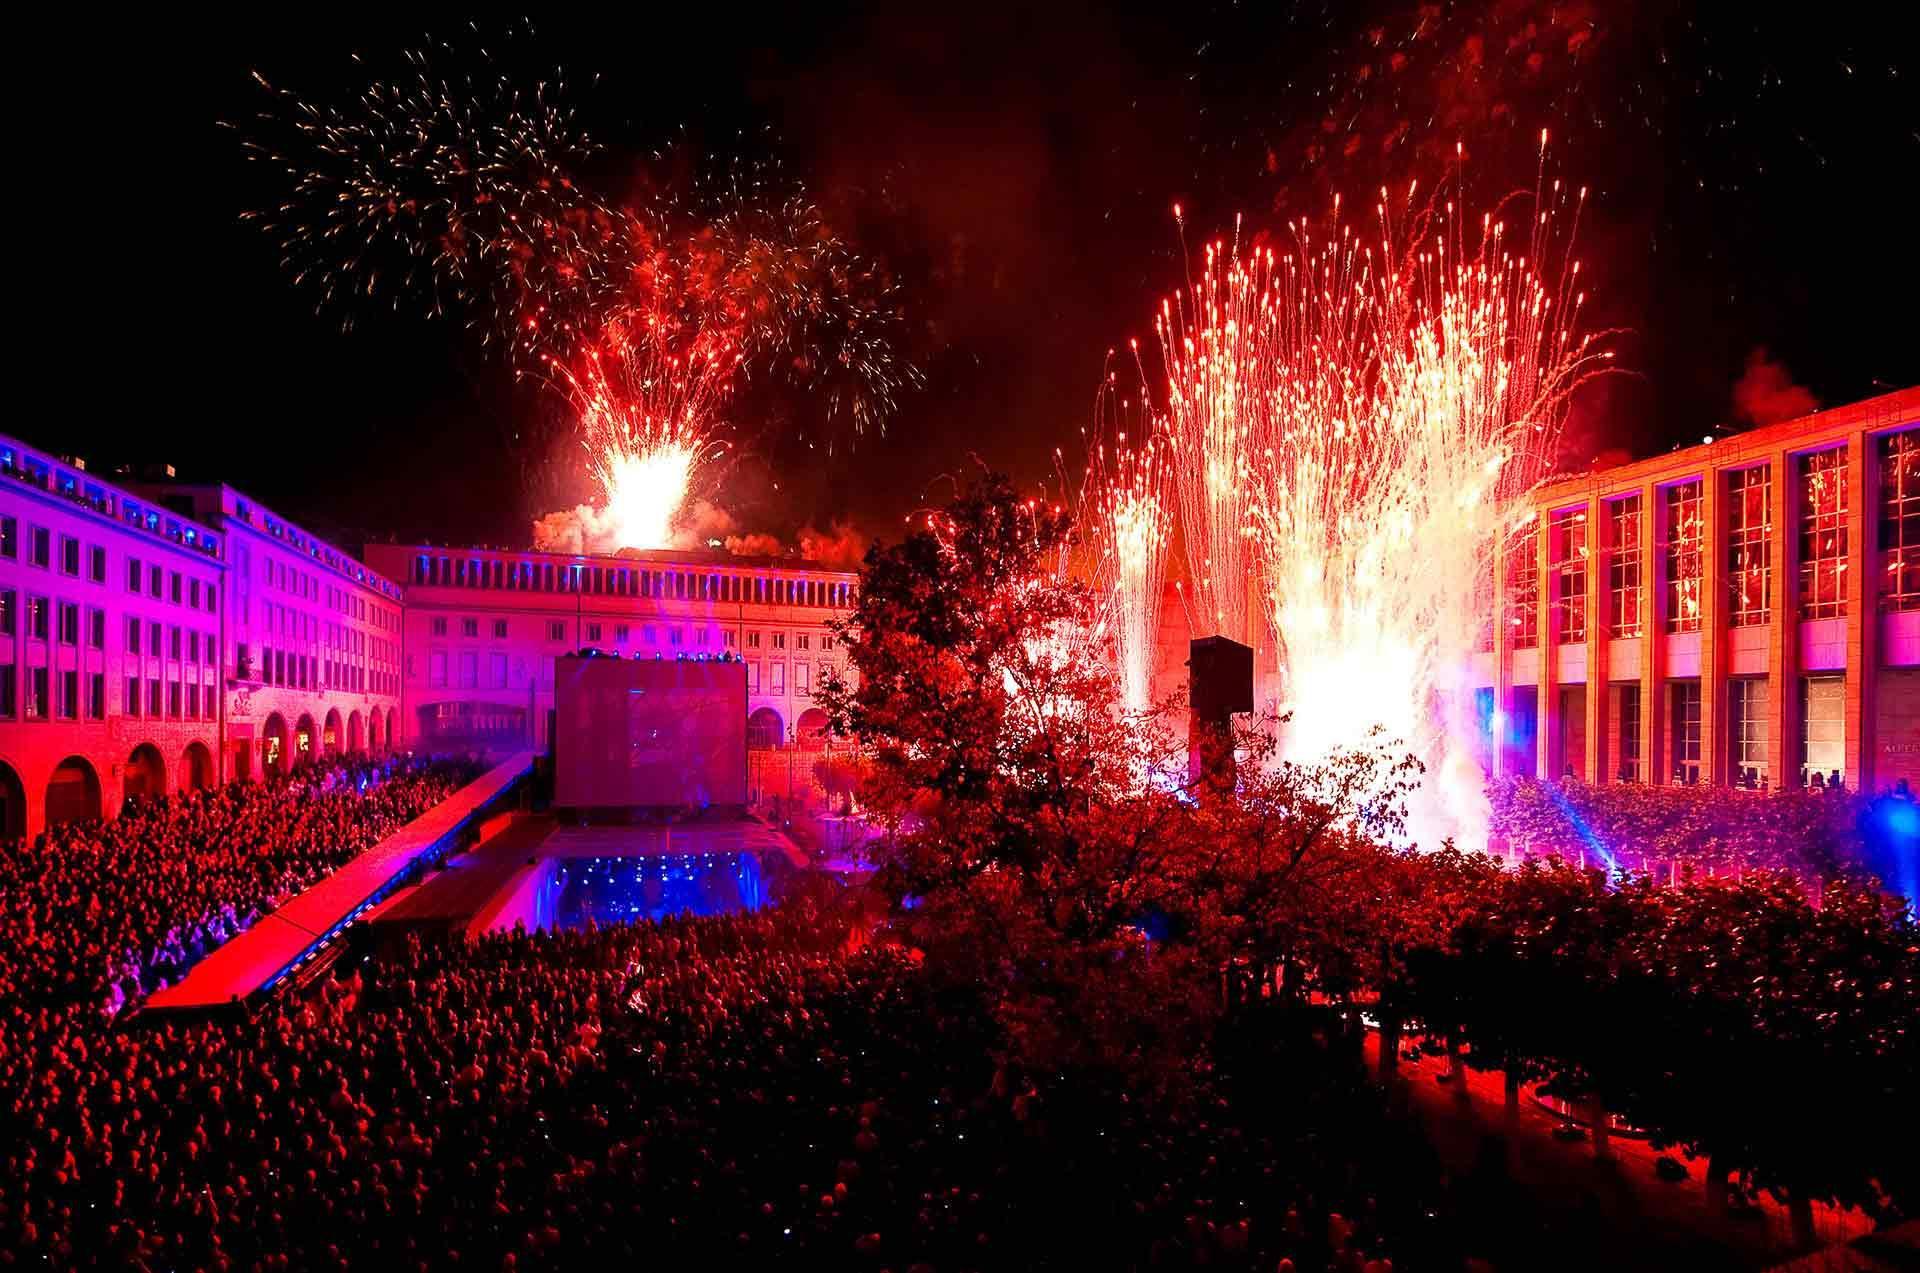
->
[21,2,1917,555]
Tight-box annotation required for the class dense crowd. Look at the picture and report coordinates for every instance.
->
[0,754,481,1017]
[3,905,1449,1270]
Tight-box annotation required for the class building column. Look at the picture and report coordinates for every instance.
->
[1844,429,1878,788]
[1640,481,1665,784]
[1584,494,1607,782]
[1767,448,1802,789]
[1536,515,1560,781]
[1700,465,1727,786]
[1492,530,1512,779]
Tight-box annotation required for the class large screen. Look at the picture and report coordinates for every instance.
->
[554,657,748,809]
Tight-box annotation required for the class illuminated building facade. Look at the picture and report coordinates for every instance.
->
[0,435,227,839]
[361,544,856,754]
[1473,386,1920,792]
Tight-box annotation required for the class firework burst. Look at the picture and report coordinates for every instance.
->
[1153,143,1614,841]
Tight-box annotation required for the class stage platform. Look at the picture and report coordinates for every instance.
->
[372,814,810,937]
[143,751,535,1013]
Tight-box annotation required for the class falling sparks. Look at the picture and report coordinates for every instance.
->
[545,308,735,551]
[1151,154,1613,842]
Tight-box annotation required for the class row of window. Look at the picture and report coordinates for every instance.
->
[422,613,838,654]
[0,662,218,724]
[232,641,399,698]
[0,590,217,664]
[1,516,221,615]
[1503,434,1915,648]
[411,553,854,610]
[1492,673,1849,789]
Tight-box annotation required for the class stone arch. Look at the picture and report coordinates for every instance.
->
[323,708,343,756]
[367,708,383,753]
[0,759,25,842]
[262,712,289,778]
[386,707,397,751]
[46,756,102,827]
[796,707,831,747]
[125,742,167,803]
[294,713,317,768]
[347,710,364,755]
[747,706,785,750]
[181,741,214,792]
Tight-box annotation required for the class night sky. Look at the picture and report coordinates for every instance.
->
[24,2,1917,558]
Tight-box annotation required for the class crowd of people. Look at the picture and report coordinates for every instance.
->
[4,902,1453,1270]
[0,754,481,1018]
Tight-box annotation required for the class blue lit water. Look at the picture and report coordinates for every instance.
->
[549,853,767,927]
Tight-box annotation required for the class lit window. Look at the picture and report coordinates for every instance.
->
[1728,678,1770,786]
[1799,447,1847,620]
[1548,507,1587,644]
[1663,480,1704,633]
[1878,431,1920,611]
[1725,465,1772,626]
[1606,495,1643,638]
[1507,520,1538,649]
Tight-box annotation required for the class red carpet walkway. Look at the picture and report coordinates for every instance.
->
[144,751,535,1011]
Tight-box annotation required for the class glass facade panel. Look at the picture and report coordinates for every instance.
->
[1879,430,1920,611]
[1728,678,1770,786]
[1549,507,1587,644]
[1670,679,1702,784]
[1607,495,1643,638]
[1726,465,1771,626]
[1802,674,1845,785]
[1664,480,1704,633]
[1508,520,1538,649]
[1799,447,1848,619]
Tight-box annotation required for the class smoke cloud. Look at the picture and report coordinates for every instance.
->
[1732,347,1819,428]
[529,499,868,568]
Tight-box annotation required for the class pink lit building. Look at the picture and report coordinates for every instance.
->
[137,484,403,782]
[360,543,856,752]
[1,434,226,839]
[1471,387,1920,792]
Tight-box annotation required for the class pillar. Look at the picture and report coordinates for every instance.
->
[1640,481,1665,784]
[1767,449,1802,789]
[1584,494,1608,782]
[1844,430,1877,788]
[1492,531,1512,779]
[1700,465,1727,786]
[1537,513,1559,780]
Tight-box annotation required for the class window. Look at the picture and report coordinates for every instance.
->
[458,652,477,689]
[770,661,785,693]
[432,616,448,637]
[724,629,737,648]
[772,631,787,650]
[149,564,161,598]
[89,545,106,583]
[125,614,140,653]
[1802,674,1845,785]
[547,620,566,642]
[27,667,48,719]
[59,670,78,720]
[1878,431,1920,611]
[168,681,181,718]
[31,526,50,568]
[0,656,13,718]
[1728,678,1770,785]
[1725,465,1772,626]
[493,618,509,639]
[125,675,139,717]
[670,627,683,647]
[1669,680,1702,784]
[796,662,811,696]
[1548,507,1587,644]
[462,617,479,638]
[29,596,48,641]
[586,622,602,642]
[1616,685,1641,783]
[0,516,14,558]
[169,626,181,659]
[60,536,80,575]
[236,642,251,680]
[748,660,760,693]
[490,652,508,689]
[57,602,78,645]
[615,623,630,643]
[1507,521,1538,649]
[747,630,761,649]
[88,673,105,720]
[821,634,835,651]
[127,557,141,591]
[1664,480,1704,633]
[0,590,13,637]
[1606,495,1643,638]
[428,651,447,688]
[1799,447,1847,620]
[87,608,104,649]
